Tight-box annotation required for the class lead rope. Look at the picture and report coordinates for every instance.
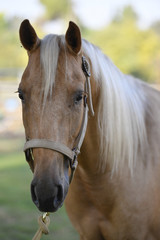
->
[32,213,50,240]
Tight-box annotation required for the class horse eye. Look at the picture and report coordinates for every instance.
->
[74,92,83,105]
[19,93,24,101]
[17,89,24,102]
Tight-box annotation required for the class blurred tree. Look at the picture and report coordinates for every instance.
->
[0,13,8,30]
[40,0,72,20]
[0,14,27,76]
[122,5,137,22]
[86,6,160,83]
[0,4,160,83]
[151,21,160,35]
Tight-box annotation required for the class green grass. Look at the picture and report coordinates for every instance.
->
[0,139,78,240]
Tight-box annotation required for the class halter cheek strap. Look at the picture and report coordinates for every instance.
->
[24,56,94,183]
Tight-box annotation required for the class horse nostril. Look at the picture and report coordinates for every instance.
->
[57,184,63,201]
[53,184,63,209]
[31,182,39,208]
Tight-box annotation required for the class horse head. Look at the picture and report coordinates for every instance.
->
[19,20,92,212]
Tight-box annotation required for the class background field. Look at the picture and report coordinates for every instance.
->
[0,137,78,240]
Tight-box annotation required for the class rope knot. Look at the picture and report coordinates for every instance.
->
[38,215,50,234]
[32,214,50,240]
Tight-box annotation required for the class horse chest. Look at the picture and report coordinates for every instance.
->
[66,168,157,240]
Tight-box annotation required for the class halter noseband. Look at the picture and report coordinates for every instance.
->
[24,56,94,183]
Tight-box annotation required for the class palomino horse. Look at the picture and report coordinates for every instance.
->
[19,19,160,239]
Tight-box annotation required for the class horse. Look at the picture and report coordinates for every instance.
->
[18,19,160,240]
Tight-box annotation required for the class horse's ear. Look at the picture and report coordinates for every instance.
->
[19,19,40,51]
[65,21,81,55]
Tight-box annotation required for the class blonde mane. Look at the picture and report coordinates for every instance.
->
[82,40,147,173]
[40,35,147,173]
[40,34,60,105]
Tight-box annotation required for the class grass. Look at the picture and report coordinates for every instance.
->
[0,138,78,240]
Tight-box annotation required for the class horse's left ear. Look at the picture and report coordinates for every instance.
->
[65,21,81,55]
[19,19,40,52]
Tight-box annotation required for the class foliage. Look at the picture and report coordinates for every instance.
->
[151,20,160,35]
[85,6,160,83]
[0,14,27,69]
[40,0,72,20]
[1,4,160,83]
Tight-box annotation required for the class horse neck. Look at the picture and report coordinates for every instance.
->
[78,70,148,177]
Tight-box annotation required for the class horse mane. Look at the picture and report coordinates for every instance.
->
[40,34,60,105]
[82,40,147,173]
[40,34,147,174]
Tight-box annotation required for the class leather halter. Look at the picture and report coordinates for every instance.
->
[24,56,94,183]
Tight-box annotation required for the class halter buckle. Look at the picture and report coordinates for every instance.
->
[71,148,79,170]
[69,150,78,184]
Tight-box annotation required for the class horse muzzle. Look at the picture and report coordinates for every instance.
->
[31,177,67,212]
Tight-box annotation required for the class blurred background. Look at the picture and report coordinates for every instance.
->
[1,0,160,239]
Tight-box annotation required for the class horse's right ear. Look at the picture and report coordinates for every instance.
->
[19,19,40,52]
